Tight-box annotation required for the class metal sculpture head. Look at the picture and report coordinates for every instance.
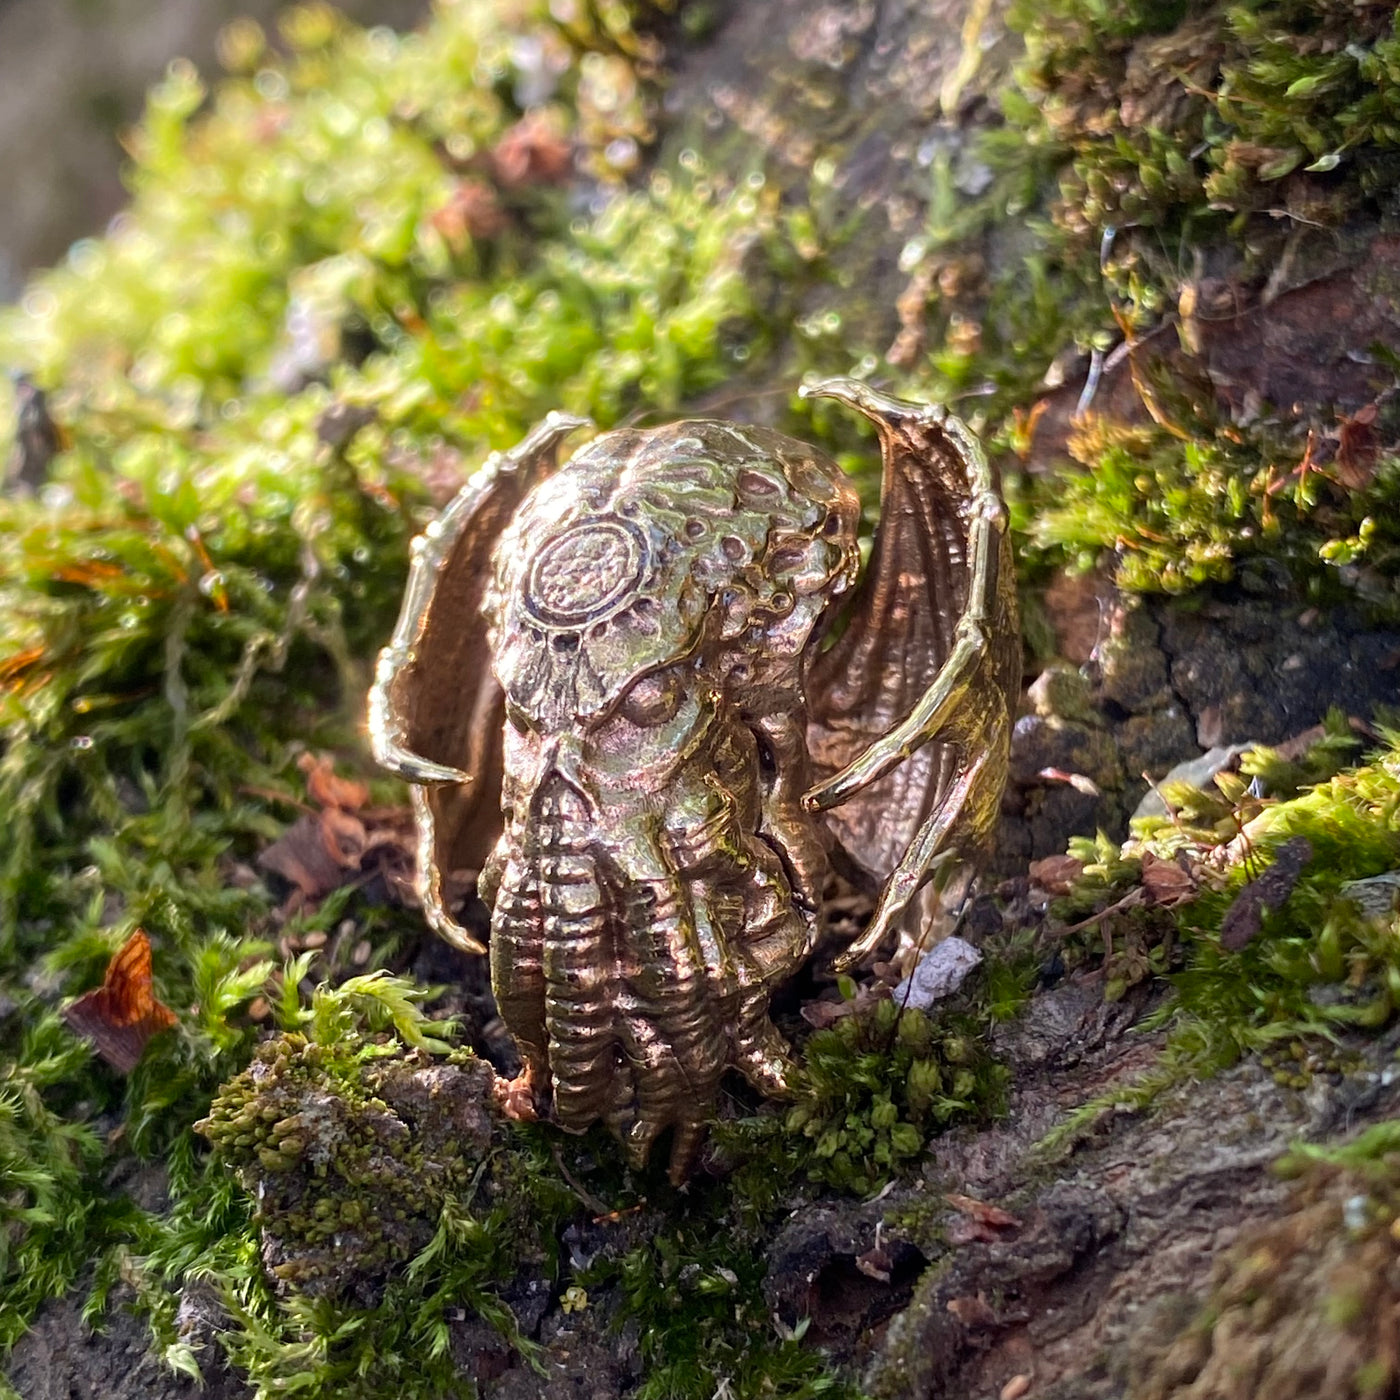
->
[370,380,1020,1181]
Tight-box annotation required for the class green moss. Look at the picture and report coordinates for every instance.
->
[0,1012,143,1350]
[1038,720,1400,1153]
[579,1211,862,1400]
[117,977,563,1398]
[150,1004,892,1399]
[1016,0,1400,233]
[0,0,784,1364]
[780,999,1005,1198]
[844,0,1400,612]
[1031,418,1396,597]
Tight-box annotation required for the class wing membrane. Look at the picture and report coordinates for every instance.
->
[803,380,1019,932]
[369,413,587,952]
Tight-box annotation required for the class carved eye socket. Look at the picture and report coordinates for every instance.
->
[618,669,683,727]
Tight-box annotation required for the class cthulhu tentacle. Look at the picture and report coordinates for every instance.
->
[600,817,730,1182]
[620,873,727,1174]
[537,790,618,1134]
[727,834,805,1096]
[489,838,550,1118]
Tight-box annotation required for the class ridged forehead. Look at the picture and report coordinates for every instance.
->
[564,420,853,512]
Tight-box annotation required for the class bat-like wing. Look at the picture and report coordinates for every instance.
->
[369,413,587,953]
[802,380,1019,956]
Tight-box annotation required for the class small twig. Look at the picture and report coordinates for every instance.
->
[1140,768,1196,844]
[1056,886,1146,936]
[551,1144,611,1217]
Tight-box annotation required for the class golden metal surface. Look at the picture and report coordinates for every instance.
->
[370,380,1020,1181]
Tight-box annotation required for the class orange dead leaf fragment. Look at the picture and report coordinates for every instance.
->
[947,1194,1021,1229]
[63,929,178,1072]
[298,751,368,811]
[0,644,46,686]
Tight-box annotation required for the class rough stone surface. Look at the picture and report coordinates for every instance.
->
[4,1288,247,1400]
[1159,599,1400,749]
[856,995,1400,1400]
[995,592,1400,873]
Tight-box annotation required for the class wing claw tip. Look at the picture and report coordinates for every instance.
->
[435,918,488,957]
[802,780,845,814]
[798,376,854,404]
[833,942,871,974]
[372,736,471,786]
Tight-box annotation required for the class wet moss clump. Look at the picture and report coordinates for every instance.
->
[196,1034,498,1293]
[874,0,1400,614]
[1033,417,1400,602]
[113,976,583,1399]
[1017,0,1400,238]
[157,1007,889,1400]
[719,997,1009,1201]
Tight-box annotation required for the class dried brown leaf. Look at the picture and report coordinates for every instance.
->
[1029,854,1085,896]
[1336,402,1380,492]
[319,806,367,868]
[258,812,346,900]
[63,930,178,1072]
[1140,849,1198,907]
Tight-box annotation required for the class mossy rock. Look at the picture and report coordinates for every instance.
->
[198,1037,497,1297]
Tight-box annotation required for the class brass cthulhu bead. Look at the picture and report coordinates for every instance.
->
[370,379,1019,1181]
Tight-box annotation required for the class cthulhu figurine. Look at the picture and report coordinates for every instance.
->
[370,379,1019,1180]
